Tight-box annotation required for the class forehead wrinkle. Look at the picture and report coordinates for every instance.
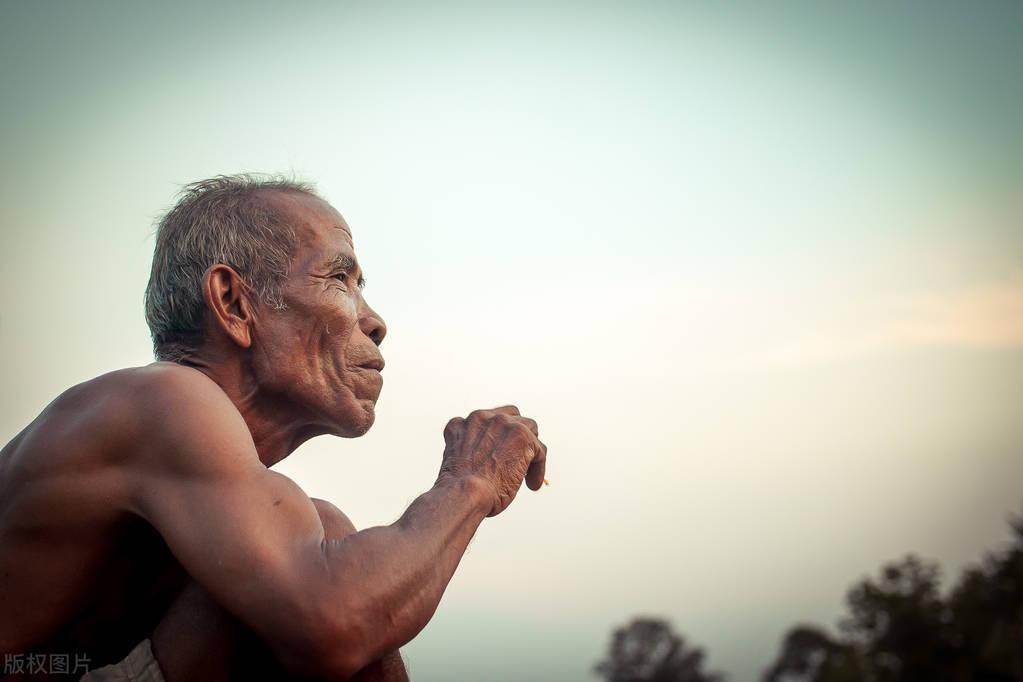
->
[324,252,357,272]
[331,222,354,246]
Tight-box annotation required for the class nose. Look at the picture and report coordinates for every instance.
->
[359,304,387,346]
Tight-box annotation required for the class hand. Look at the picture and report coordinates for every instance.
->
[438,405,547,517]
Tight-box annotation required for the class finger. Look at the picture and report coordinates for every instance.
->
[525,439,547,491]
[515,416,538,437]
[490,405,520,416]
[443,416,465,440]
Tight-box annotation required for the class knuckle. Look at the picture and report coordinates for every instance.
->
[493,413,515,427]
[511,421,533,439]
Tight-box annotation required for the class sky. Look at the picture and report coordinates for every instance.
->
[1,2,1022,680]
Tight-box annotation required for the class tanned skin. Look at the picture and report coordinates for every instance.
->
[0,190,548,680]
[150,499,412,681]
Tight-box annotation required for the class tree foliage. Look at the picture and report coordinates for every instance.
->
[595,617,724,682]
[762,511,1023,682]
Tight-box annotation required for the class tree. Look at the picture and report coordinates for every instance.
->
[944,513,1023,681]
[594,617,723,682]
[840,554,954,680]
[761,625,863,682]
[762,509,1023,682]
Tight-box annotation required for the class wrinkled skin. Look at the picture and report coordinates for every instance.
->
[0,190,547,681]
[240,192,387,444]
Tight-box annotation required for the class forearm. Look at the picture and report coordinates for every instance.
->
[322,475,490,665]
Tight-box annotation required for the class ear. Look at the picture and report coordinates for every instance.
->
[202,264,255,350]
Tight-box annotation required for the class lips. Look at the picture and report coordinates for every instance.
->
[356,357,385,372]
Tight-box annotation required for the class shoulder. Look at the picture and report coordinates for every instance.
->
[44,362,230,420]
[47,362,256,474]
[80,362,242,428]
[126,362,242,417]
[126,363,258,473]
[3,363,254,513]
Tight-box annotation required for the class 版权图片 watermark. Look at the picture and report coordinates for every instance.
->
[4,652,91,676]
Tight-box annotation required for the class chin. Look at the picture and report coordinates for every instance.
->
[335,401,376,438]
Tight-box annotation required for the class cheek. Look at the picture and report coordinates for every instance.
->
[319,292,359,335]
[269,295,361,372]
[314,313,359,364]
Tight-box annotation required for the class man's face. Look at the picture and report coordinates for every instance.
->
[250,191,387,438]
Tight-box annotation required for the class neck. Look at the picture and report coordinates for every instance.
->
[176,350,325,468]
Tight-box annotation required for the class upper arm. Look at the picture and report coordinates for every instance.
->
[128,369,344,670]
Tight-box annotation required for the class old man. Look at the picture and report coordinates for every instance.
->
[0,175,547,681]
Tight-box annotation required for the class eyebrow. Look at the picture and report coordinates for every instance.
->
[324,252,366,288]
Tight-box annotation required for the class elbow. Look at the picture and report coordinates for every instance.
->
[318,629,374,682]
[307,646,367,682]
[277,633,366,681]
[277,602,376,681]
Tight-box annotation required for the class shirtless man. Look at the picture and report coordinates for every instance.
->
[0,176,548,681]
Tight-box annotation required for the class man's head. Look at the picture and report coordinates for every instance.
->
[145,174,387,437]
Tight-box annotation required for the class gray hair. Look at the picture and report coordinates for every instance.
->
[144,174,319,363]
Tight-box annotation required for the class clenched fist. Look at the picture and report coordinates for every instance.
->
[438,406,547,517]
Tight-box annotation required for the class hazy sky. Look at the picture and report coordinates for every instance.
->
[2,2,1021,680]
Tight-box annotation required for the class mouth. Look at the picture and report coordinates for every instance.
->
[355,357,385,372]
